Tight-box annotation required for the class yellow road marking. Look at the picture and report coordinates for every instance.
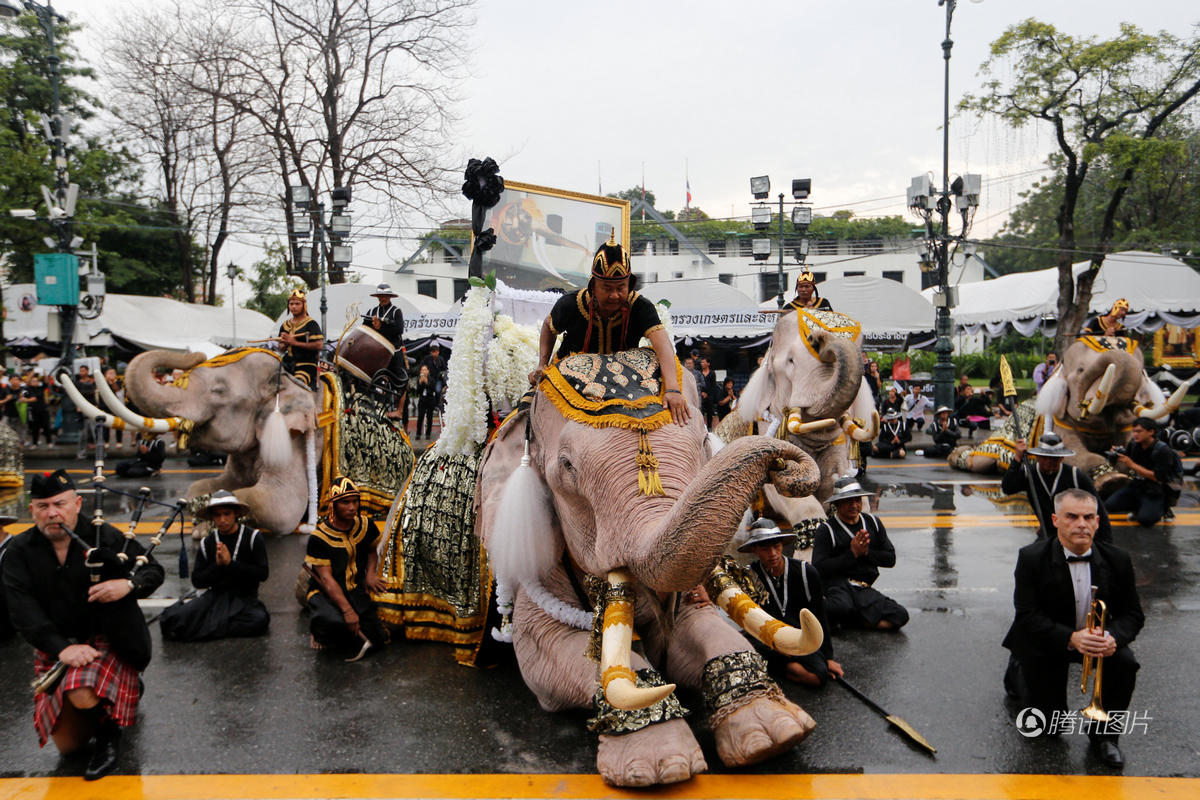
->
[2,773,1197,800]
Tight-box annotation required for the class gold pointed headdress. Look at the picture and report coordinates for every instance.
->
[289,287,307,301]
[1111,298,1130,313]
[796,269,817,285]
[329,476,360,502]
[591,230,632,281]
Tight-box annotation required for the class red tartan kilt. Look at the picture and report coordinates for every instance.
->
[33,637,141,747]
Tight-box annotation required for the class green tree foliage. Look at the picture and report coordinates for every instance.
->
[985,124,1200,274]
[244,240,293,321]
[607,186,657,210]
[0,14,191,298]
[961,19,1200,353]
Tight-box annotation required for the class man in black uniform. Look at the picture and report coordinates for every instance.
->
[813,477,909,631]
[786,269,833,312]
[873,409,910,459]
[741,518,842,687]
[1002,488,1143,769]
[528,232,688,425]
[1104,417,1182,526]
[0,512,16,639]
[363,283,405,349]
[160,491,269,641]
[304,477,387,655]
[920,405,960,458]
[2,470,164,780]
[114,434,167,479]
[1002,433,1112,542]
[278,287,324,389]
[1082,298,1129,337]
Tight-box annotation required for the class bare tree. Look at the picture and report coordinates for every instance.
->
[220,0,474,286]
[105,3,273,303]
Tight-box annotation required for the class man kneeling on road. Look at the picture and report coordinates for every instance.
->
[303,476,387,656]
[1002,488,1144,769]
[1105,417,1182,526]
[741,518,842,687]
[2,469,164,780]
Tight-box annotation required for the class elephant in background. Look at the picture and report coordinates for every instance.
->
[716,308,877,529]
[476,349,824,787]
[1033,335,1194,491]
[119,349,321,534]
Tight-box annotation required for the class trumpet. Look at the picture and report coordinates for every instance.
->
[1080,584,1110,723]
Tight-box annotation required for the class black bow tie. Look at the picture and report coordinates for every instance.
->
[1066,554,1092,563]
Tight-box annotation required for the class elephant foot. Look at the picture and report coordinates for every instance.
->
[712,694,815,768]
[596,719,706,787]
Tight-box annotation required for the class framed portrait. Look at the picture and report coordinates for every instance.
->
[478,181,630,291]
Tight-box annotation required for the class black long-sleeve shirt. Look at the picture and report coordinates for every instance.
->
[812,512,896,588]
[364,303,405,349]
[192,524,269,598]
[3,519,163,666]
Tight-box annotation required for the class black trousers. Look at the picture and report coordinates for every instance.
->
[160,591,270,641]
[1005,648,1139,741]
[1105,483,1167,526]
[825,583,909,630]
[308,589,387,651]
[416,400,436,437]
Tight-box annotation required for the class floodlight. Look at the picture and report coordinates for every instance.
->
[291,185,312,206]
[750,175,770,199]
[332,245,353,268]
[791,206,811,228]
[751,239,772,261]
[791,178,811,200]
[331,186,352,209]
[751,206,772,230]
[0,2,23,20]
[296,245,313,267]
[330,214,351,236]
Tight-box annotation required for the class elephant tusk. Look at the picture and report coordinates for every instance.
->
[1164,375,1200,416]
[841,410,879,443]
[704,568,823,656]
[1079,364,1116,419]
[56,371,125,430]
[786,414,838,436]
[93,370,187,433]
[599,569,675,711]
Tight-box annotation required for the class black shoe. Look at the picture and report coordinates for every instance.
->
[1091,739,1124,770]
[84,724,121,780]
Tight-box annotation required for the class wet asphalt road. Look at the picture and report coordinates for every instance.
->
[1,447,1198,781]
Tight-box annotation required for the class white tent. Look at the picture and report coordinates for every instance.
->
[640,280,774,339]
[927,251,1200,336]
[3,283,277,355]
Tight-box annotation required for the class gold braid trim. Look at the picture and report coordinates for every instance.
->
[173,347,280,388]
[1077,335,1136,354]
[723,592,757,629]
[601,665,638,692]
[759,618,785,650]
[602,600,634,629]
[637,429,665,497]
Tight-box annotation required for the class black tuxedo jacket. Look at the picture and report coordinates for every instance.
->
[1002,537,1143,663]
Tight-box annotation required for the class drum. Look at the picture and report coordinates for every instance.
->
[335,324,395,383]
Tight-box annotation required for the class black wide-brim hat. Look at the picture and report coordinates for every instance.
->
[1028,432,1075,458]
[737,517,797,552]
[828,477,872,505]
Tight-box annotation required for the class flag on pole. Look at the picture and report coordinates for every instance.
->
[686,178,692,209]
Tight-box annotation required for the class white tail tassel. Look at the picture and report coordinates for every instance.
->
[488,440,557,587]
[260,395,292,470]
[298,428,318,534]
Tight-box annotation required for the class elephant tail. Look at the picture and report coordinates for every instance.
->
[488,442,559,589]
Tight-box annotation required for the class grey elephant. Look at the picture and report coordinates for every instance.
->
[476,348,824,788]
[63,348,413,535]
[717,308,877,527]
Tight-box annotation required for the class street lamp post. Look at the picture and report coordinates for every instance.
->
[905,0,981,411]
[749,176,812,307]
[227,263,238,344]
[289,185,352,335]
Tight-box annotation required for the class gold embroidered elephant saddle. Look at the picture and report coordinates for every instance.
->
[541,348,681,430]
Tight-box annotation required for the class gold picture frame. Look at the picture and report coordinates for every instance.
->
[477,180,631,291]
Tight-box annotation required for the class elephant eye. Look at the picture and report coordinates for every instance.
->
[559,455,575,475]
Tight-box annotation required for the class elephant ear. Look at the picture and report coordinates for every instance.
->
[735,348,775,424]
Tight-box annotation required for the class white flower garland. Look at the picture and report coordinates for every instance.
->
[435,285,541,457]
[639,300,675,347]
[435,285,493,456]
[524,580,594,631]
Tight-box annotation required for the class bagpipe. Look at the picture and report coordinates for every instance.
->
[31,418,188,696]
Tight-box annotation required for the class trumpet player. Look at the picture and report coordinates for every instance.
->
[1,470,164,780]
[1002,489,1144,769]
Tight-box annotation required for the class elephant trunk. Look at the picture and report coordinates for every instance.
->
[804,334,864,421]
[626,437,818,593]
[124,350,207,418]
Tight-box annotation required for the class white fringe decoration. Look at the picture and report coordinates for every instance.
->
[736,356,771,423]
[525,580,592,631]
[706,432,726,456]
[491,579,515,643]
[488,446,558,588]
[260,395,292,470]
[299,428,317,534]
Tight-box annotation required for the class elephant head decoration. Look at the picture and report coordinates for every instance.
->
[720,308,877,523]
[1036,334,1196,489]
[63,349,321,535]
[476,348,824,788]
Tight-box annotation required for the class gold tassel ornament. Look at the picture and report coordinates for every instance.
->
[636,428,665,497]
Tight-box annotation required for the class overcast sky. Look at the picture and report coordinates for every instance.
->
[39,0,1200,282]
